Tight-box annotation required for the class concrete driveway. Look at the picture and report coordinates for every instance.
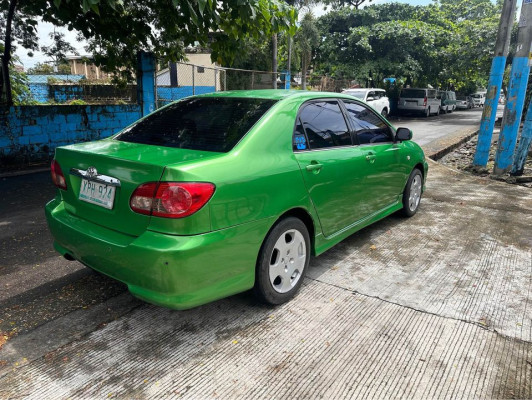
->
[1,159,531,398]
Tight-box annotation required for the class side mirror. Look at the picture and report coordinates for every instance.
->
[396,127,412,142]
[366,96,375,102]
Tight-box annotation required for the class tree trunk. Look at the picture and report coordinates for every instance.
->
[1,0,17,106]
[302,55,307,90]
[272,33,277,89]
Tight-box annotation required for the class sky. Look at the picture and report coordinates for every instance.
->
[14,0,504,69]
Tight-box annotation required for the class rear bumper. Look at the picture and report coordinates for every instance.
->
[398,104,427,113]
[45,197,274,309]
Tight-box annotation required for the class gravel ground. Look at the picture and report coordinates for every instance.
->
[439,132,532,188]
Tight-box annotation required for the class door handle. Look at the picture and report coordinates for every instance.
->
[305,162,323,172]
[365,152,376,163]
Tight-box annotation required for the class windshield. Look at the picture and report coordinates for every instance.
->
[400,89,426,99]
[343,91,365,99]
[472,94,483,98]
[116,97,276,152]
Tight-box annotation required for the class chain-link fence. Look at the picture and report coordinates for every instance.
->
[156,62,290,108]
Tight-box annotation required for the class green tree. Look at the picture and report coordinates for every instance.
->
[1,0,297,104]
[26,62,54,74]
[295,11,319,89]
[314,1,502,92]
[322,0,373,10]
[41,30,78,71]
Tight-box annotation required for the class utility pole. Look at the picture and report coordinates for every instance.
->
[512,100,532,174]
[272,34,278,89]
[287,35,292,90]
[473,0,517,167]
[493,0,532,175]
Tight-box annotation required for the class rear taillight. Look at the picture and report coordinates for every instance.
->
[423,96,427,106]
[130,182,215,218]
[51,159,67,190]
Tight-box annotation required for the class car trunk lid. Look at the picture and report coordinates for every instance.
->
[55,140,219,237]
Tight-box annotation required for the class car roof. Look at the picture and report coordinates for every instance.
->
[343,88,384,92]
[192,89,358,101]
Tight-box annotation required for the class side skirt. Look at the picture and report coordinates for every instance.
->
[313,201,403,256]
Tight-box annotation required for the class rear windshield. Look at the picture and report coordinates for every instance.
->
[400,89,426,99]
[344,91,365,99]
[116,97,277,152]
[457,95,467,100]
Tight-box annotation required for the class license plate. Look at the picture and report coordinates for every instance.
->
[79,179,116,209]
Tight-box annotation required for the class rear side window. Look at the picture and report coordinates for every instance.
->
[400,89,426,99]
[116,97,276,152]
[342,101,393,144]
[298,101,352,149]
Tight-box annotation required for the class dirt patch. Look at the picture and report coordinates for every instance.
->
[439,133,532,188]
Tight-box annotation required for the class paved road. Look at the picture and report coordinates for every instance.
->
[394,107,484,146]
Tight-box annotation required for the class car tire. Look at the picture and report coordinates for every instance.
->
[401,169,423,217]
[254,217,310,305]
[381,108,389,119]
[425,108,430,118]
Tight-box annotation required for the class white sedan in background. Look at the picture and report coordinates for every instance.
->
[341,88,391,118]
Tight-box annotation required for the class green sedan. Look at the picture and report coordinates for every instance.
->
[45,90,428,309]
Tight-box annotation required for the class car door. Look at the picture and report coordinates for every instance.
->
[341,99,410,214]
[293,100,369,237]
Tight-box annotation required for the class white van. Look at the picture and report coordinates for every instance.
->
[398,88,441,117]
[471,93,485,107]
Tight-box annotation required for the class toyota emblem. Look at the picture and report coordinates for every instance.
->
[86,166,98,178]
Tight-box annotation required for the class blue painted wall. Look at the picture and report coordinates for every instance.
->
[0,104,141,168]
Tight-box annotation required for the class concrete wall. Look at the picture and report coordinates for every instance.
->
[0,105,141,168]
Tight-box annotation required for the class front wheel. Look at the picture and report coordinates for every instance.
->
[401,169,423,217]
[254,217,310,305]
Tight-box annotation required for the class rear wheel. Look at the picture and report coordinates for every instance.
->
[381,108,389,119]
[401,169,423,217]
[424,108,430,118]
[254,217,310,305]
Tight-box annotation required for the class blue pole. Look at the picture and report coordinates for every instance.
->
[493,56,530,174]
[511,99,532,175]
[137,51,156,116]
[472,56,506,167]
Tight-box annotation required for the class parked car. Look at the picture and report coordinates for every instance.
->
[471,92,485,107]
[439,90,457,113]
[46,90,428,310]
[398,88,441,117]
[341,88,391,118]
[456,95,473,110]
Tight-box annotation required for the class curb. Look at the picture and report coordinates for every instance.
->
[0,167,50,179]
[423,127,479,161]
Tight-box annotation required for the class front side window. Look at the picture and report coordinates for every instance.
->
[342,100,393,145]
[116,97,276,152]
[297,101,352,150]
